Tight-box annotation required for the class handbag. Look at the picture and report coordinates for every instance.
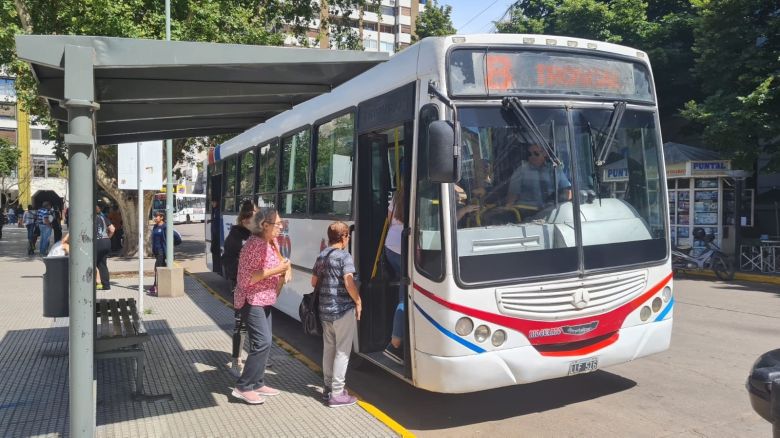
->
[299,248,336,336]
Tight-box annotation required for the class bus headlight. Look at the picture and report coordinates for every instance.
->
[652,297,663,312]
[455,317,474,336]
[640,306,652,321]
[491,329,507,347]
[474,325,490,343]
[662,286,672,303]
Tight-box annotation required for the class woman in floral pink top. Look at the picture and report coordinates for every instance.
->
[231,207,291,405]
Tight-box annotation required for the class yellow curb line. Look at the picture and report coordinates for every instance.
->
[677,269,780,285]
[184,269,414,438]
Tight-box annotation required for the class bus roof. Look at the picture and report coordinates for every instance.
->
[215,34,651,161]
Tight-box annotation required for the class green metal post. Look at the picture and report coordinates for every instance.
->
[165,0,174,267]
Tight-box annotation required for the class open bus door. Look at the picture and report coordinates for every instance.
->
[356,123,412,378]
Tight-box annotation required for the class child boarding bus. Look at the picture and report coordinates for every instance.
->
[206,34,673,394]
[153,193,206,224]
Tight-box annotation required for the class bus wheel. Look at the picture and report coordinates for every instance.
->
[349,352,371,371]
[186,214,191,224]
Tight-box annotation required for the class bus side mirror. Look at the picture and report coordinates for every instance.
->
[428,120,460,183]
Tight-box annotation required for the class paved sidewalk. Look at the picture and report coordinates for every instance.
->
[0,227,396,437]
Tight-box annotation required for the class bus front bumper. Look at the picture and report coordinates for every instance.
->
[413,318,672,394]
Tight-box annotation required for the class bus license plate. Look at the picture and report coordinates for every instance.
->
[568,357,598,376]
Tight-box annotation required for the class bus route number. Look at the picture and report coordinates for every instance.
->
[568,357,599,376]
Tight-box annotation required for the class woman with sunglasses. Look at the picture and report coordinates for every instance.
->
[231,207,291,405]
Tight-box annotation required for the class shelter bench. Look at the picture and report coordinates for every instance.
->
[95,298,149,396]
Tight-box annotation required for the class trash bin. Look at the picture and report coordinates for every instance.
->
[42,256,69,317]
[747,348,780,437]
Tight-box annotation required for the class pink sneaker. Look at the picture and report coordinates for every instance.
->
[231,388,265,405]
[254,385,280,397]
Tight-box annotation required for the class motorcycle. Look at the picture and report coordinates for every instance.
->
[672,227,735,281]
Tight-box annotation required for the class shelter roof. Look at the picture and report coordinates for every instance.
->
[15,35,388,145]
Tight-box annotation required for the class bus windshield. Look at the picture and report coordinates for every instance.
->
[454,105,667,284]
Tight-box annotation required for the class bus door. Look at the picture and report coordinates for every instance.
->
[356,123,411,374]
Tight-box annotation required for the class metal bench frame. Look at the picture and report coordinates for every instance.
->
[95,298,149,396]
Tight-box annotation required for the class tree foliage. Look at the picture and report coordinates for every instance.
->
[681,0,780,170]
[0,136,21,204]
[414,0,455,42]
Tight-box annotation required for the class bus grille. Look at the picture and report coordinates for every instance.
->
[495,270,648,320]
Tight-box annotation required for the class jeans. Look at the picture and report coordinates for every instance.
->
[384,248,405,341]
[235,305,272,392]
[26,224,36,253]
[322,308,357,395]
[39,225,52,255]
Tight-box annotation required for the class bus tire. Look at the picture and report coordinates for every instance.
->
[349,352,371,370]
[186,214,191,224]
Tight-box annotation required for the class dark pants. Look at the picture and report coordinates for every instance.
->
[153,253,166,287]
[235,305,272,392]
[53,224,62,243]
[95,238,112,288]
[231,283,272,360]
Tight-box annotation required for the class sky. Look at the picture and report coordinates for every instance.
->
[437,0,518,34]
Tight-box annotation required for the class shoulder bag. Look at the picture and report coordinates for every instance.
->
[299,248,336,336]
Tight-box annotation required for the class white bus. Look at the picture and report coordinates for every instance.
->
[206,34,673,393]
[153,193,206,224]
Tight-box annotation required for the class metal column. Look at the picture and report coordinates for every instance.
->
[63,44,99,438]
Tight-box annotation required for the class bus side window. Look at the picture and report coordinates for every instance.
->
[415,104,445,281]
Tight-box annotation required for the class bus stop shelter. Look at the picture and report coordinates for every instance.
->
[15,34,387,437]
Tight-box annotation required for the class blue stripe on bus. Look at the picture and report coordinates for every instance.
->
[413,302,486,354]
[654,297,674,322]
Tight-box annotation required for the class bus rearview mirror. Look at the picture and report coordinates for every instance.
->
[428,120,459,183]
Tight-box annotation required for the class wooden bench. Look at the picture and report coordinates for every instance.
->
[95,298,150,396]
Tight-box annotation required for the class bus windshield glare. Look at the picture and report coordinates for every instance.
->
[454,105,667,283]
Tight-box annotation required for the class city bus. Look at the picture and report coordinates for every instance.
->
[206,34,673,393]
[153,193,206,224]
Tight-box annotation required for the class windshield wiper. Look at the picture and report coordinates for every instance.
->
[502,97,562,167]
[587,121,602,205]
[594,101,626,166]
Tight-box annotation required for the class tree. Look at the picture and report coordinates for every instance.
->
[0,0,368,255]
[414,0,456,41]
[495,0,700,141]
[0,137,21,205]
[682,0,780,170]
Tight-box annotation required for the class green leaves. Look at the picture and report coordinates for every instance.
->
[414,0,455,41]
[0,137,21,178]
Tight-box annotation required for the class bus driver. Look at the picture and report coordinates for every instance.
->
[505,144,571,210]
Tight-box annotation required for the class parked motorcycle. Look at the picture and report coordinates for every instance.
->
[672,227,735,281]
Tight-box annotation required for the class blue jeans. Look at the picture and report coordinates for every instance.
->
[235,305,272,392]
[39,225,52,255]
[384,248,405,341]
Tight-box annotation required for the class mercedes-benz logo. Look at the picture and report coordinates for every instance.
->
[572,288,590,309]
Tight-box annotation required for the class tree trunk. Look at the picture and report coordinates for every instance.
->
[95,165,155,257]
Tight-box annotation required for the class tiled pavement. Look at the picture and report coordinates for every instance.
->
[0,227,396,437]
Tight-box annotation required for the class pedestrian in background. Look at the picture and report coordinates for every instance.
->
[149,212,167,296]
[16,205,23,227]
[37,201,53,256]
[23,205,36,255]
[210,199,223,276]
[95,204,114,290]
[311,221,361,407]
[231,207,290,405]
[223,200,256,376]
[52,207,63,244]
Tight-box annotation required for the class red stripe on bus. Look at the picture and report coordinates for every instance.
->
[413,272,672,346]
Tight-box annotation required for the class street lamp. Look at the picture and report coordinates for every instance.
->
[726,169,752,268]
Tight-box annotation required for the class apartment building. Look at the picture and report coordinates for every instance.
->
[287,0,425,54]
[0,71,67,209]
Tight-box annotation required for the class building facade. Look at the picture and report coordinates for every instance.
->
[0,70,68,210]
[286,0,424,54]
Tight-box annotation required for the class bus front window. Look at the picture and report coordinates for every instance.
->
[572,108,667,269]
[454,106,667,284]
[455,106,579,282]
